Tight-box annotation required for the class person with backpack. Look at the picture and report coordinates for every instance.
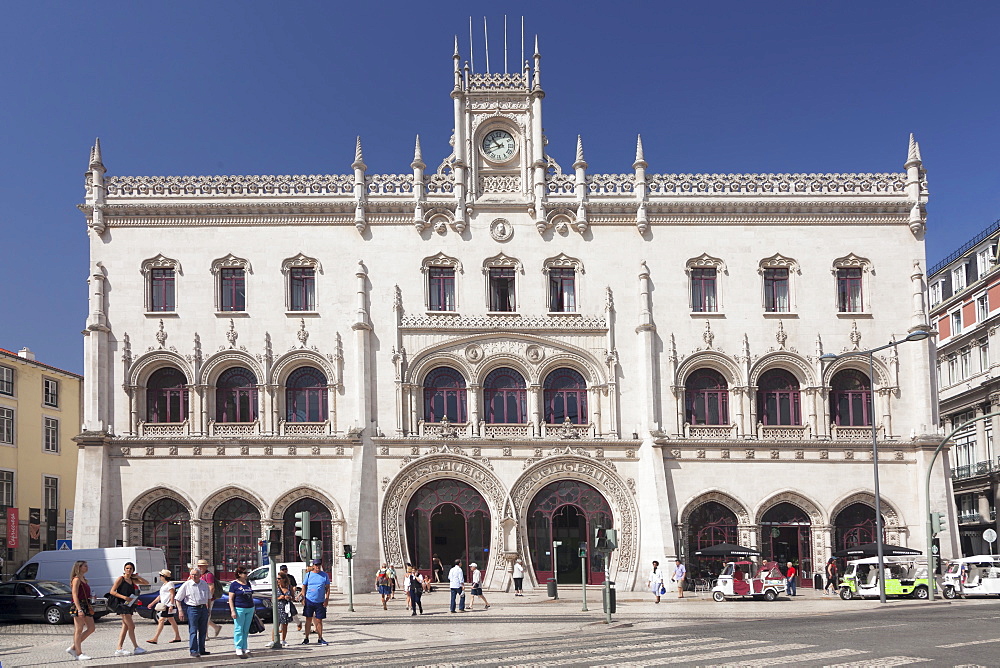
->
[376,563,393,610]
[406,566,424,616]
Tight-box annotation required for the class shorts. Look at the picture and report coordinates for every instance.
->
[377,585,392,596]
[471,586,483,597]
[157,609,177,620]
[302,599,326,619]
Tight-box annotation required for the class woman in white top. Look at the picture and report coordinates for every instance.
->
[512,559,525,596]
[647,561,665,603]
[146,569,182,644]
[468,563,490,610]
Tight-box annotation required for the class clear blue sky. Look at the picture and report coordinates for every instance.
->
[2,1,998,374]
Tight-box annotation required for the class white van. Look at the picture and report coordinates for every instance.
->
[14,547,168,612]
[247,561,310,593]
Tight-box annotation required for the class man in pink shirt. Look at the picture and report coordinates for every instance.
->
[195,560,221,638]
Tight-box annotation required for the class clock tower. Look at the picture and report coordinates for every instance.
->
[448,36,546,224]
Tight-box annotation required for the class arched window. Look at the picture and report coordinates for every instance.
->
[543,368,588,424]
[216,367,258,423]
[757,369,801,426]
[146,367,188,423]
[527,480,612,585]
[483,368,527,424]
[761,502,813,579]
[286,367,328,423]
[142,498,190,578]
[685,369,729,425]
[687,501,738,577]
[406,480,490,578]
[830,369,872,427]
[423,367,467,423]
[212,497,261,580]
[834,503,880,551]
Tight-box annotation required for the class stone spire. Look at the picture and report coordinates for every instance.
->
[905,132,922,167]
[573,135,587,170]
[633,134,647,170]
[352,136,366,171]
[531,35,541,90]
[453,36,462,90]
[89,138,105,172]
[411,134,425,170]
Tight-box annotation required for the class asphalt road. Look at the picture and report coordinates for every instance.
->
[232,600,1000,667]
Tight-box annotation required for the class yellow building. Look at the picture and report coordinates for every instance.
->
[0,347,82,576]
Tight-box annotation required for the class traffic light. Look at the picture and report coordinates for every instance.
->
[312,539,322,563]
[268,529,282,556]
[344,544,354,560]
[295,511,311,542]
[605,529,618,551]
[930,511,945,536]
[594,526,618,552]
[578,542,588,558]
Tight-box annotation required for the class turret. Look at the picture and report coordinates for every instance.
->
[412,135,426,227]
[633,135,649,234]
[352,136,367,232]
[453,36,463,92]
[905,133,926,236]
[87,138,107,234]
[573,135,588,232]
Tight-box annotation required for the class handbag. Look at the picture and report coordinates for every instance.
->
[249,613,265,634]
[658,583,667,596]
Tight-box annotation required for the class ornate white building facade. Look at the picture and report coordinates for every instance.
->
[74,39,956,591]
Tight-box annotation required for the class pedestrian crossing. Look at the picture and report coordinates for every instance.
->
[303,628,954,668]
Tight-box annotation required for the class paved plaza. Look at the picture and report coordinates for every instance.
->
[2,587,1000,667]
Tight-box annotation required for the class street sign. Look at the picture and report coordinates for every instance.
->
[984,528,998,543]
[56,539,72,550]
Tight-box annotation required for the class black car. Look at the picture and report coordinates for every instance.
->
[135,581,272,623]
[0,580,108,625]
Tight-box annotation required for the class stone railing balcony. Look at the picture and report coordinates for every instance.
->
[208,420,260,437]
[757,423,811,440]
[952,465,972,481]
[541,420,594,440]
[417,419,471,439]
[138,419,190,438]
[482,423,533,439]
[974,460,995,476]
[683,423,739,439]
[278,420,331,437]
[830,424,883,440]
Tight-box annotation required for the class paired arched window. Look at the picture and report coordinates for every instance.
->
[423,367,468,423]
[830,369,872,426]
[757,369,801,425]
[484,367,527,424]
[684,369,729,425]
[146,367,188,423]
[543,368,587,424]
[286,367,328,423]
[216,367,258,423]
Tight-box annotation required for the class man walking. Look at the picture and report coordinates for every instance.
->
[448,559,466,612]
[195,559,222,638]
[673,559,687,598]
[175,568,213,659]
[301,559,330,646]
[785,562,797,596]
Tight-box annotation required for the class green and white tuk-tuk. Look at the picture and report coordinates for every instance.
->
[839,556,932,600]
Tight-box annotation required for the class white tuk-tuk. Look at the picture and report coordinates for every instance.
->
[942,555,1000,598]
[711,560,786,601]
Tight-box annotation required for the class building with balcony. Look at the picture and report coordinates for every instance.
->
[928,219,1000,556]
[0,347,82,576]
[74,35,954,591]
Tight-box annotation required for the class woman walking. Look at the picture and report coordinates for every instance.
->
[67,560,96,661]
[647,561,665,603]
[146,569,182,644]
[228,566,256,658]
[468,563,490,610]
[432,554,444,583]
[110,561,148,656]
[376,563,393,610]
[276,573,295,646]
[406,565,424,615]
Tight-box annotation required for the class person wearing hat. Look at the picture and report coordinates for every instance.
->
[467,563,490,610]
[195,560,222,638]
[146,569,182,645]
[301,560,330,646]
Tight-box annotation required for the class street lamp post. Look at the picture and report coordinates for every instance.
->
[820,329,931,604]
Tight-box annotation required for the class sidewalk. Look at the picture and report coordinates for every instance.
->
[0,586,967,667]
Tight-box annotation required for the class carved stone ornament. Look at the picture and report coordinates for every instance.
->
[820,450,829,459]
[697,449,706,459]
[490,218,514,242]
[465,344,484,363]
[240,445,249,456]
[721,449,730,459]
[894,451,904,461]
[226,319,238,348]
[702,321,715,349]
[850,320,862,350]
[264,446,273,456]
[525,345,544,364]
[297,319,309,348]
[503,447,512,457]
[770,450,780,460]
[795,450,804,460]
[775,320,788,350]
[155,320,167,348]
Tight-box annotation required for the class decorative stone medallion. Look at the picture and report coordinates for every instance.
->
[490,217,513,242]
[465,343,484,363]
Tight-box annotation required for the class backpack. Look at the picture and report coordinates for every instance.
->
[409,575,422,595]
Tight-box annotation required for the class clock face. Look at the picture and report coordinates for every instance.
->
[482,129,516,162]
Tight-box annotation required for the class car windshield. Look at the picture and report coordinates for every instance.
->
[248,567,268,582]
[35,581,72,595]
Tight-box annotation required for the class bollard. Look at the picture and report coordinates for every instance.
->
[547,578,558,599]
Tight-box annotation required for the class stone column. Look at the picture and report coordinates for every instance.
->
[990,393,1000,461]
[590,386,602,437]
[468,384,481,437]
[189,520,205,568]
[975,405,989,467]
[529,384,542,437]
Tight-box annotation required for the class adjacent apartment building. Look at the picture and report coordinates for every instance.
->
[928,219,1000,556]
[74,35,955,592]
[0,347,82,576]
